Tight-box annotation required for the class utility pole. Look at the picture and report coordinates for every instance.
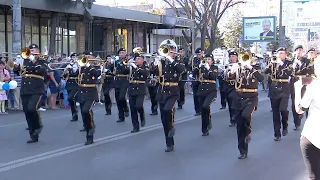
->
[12,0,21,54]
[279,0,286,47]
[191,0,195,55]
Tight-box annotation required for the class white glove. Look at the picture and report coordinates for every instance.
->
[129,62,137,69]
[189,74,193,79]
[72,67,77,73]
[115,56,119,61]
[294,60,302,67]
[167,56,174,63]
[199,62,204,68]
[66,64,72,70]
[204,63,210,70]
[277,59,284,66]
[103,69,110,73]
[29,54,35,61]
[85,63,90,68]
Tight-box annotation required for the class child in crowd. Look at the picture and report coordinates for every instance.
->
[60,78,69,108]
[0,61,10,114]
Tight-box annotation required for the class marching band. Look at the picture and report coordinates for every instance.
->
[11,39,318,159]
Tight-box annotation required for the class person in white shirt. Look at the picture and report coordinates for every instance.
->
[295,57,320,180]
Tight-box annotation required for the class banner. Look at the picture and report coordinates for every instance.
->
[243,16,276,42]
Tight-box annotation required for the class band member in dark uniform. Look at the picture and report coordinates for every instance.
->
[222,51,238,127]
[177,48,188,109]
[18,44,47,143]
[156,39,185,152]
[265,47,293,141]
[114,48,130,122]
[303,48,316,117]
[190,48,204,116]
[64,53,79,122]
[147,52,160,115]
[78,52,102,145]
[128,53,149,133]
[102,55,114,115]
[227,51,264,159]
[196,54,218,136]
[290,45,309,131]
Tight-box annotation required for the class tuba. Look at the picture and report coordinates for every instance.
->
[158,39,177,58]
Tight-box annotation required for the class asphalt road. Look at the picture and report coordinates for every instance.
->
[0,91,310,180]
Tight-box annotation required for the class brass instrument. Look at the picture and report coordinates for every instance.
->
[48,62,72,70]
[158,39,178,58]
[21,47,31,59]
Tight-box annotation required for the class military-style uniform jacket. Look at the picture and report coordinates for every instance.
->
[146,61,159,87]
[197,65,218,97]
[78,65,101,102]
[221,64,236,94]
[18,59,47,95]
[156,59,185,102]
[175,57,187,87]
[191,57,201,84]
[293,57,310,77]
[265,59,293,99]
[64,68,79,91]
[113,58,130,89]
[301,57,315,77]
[228,64,264,99]
[128,65,149,96]
[102,63,115,89]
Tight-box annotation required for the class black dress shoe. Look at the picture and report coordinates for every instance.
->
[282,129,288,136]
[70,114,78,122]
[274,137,281,141]
[117,119,125,123]
[294,126,300,131]
[130,129,139,133]
[79,128,86,132]
[105,112,111,115]
[124,111,129,117]
[229,123,236,127]
[84,139,94,145]
[194,113,201,116]
[220,107,226,109]
[202,132,209,136]
[165,146,174,152]
[238,154,247,159]
[141,120,146,127]
[27,138,38,144]
[150,112,158,115]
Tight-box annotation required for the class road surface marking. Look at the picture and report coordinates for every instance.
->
[0,97,269,172]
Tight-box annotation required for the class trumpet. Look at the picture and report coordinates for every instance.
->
[77,55,105,67]
[133,47,156,57]
[48,62,72,70]
[21,47,31,59]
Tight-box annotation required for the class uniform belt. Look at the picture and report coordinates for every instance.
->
[68,77,78,80]
[236,88,258,93]
[104,75,113,77]
[22,74,44,80]
[116,74,128,77]
[79,84,96,88]
[161,82,178,86]
[272,79,288,83]
[294,75,307,78]
[200,80,216,83]
[130,80,145,84]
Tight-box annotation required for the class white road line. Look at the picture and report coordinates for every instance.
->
[0,97,269,173]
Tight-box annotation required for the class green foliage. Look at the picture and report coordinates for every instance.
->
[267,26,294,52]
[223,9,251,49]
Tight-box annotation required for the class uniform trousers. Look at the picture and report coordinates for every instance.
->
[235,97,257,155]
[178,81,186,107]
[220,91,228,108]
[148,86,158,113]
[67,89,78,118]
[290,80,305,127]
[227,92,235,124]
[21,94,43,139]
[270,97,289,137]
[80,100,95,139]
[104,87,112,113]
[300,136,320,180]
[192,83,200,114]
[198,92,215,133]
[129,94,145,130]
[115,86,128,120]
[160,95,179,147]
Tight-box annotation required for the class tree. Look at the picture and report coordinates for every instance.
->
[267,26,294,52]
[223,9,251,50]
[163,0,246,52]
